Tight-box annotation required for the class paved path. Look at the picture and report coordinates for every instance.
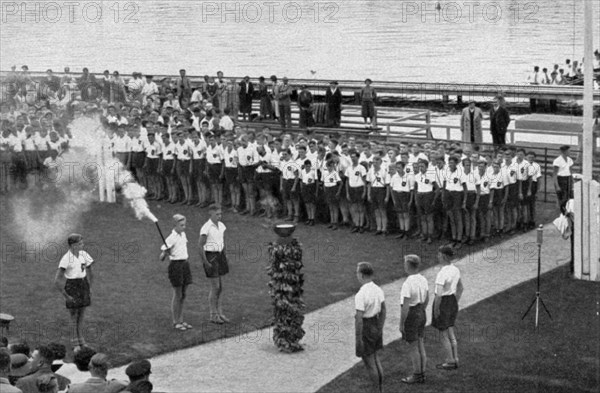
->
[60,223,570,392]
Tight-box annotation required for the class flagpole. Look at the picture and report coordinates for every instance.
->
[582,0,593,182]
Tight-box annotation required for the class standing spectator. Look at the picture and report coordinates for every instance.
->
[160,214,193,331]
[0,348,22,393]
[54,234,94,351]
[270,75,280,120]
[553,145,574,213]
[325,81,342,127]
[360,79,377,129]
[15,345,70,392]
[78,68,98,102]
[199,204,230,324]
[527,65,541,112]
[297,85,314,129]
[489,96,510,148]
[354,262,386,393]
[225,79,240,121]
[257,76,272,120]
[460,100,483,148]
[216,72,227,110]
[399,255,429,384]
[432,245,463,371]
[141,75,159,102]
[239,76,254,122]
[277,77,293,129]
[175,69,192,103]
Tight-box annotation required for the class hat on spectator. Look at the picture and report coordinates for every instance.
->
[330,81,338,85]
[10,353,32,377]
[125,359,152,378]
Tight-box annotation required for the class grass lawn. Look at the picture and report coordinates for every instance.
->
[0,191,562,367]
[317,265,600,393]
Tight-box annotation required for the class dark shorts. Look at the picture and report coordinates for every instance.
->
[301,182,317,204]
[432,295,458,331]
[361,101,375,119]
[416,192,434,215]
[358,315,383,357]
[492,188,505,207]
[478,194,490,213]
[392,191,411,213]
[444,190,463,211]
[465,192,477,211]
[176,159,191,177]
[145,158,159,175]
[240,165,256,184]
[65,278,91,309]
[349,186,365,204]
[191,159,208,182]
[207,163,222,183]
[224,167,238,185]
[131,151,146,169]
[324,186,340,204]
[204,251,229,278]
[168,260,192,287]
[525,181,538,204]
[556,176,573,209]
[370,187,386,209]
[282,178,299,200]
[404,303,426,343]
[506,182,519,207]
[162,159,175,177]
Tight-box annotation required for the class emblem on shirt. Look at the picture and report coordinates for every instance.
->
[287,166,292,171]
[229,157,233,162]
[376,177,381,182]
[308,178,313,183]
[484,182,488,187]
[184,150,188,155]
[402,181,406,187]
[151,149,155,155]
[510,170,515,176]
[520,167,525,174]
[247,155,251,161]
[406,168,411,173]
[167,150,172,155]
[355,171,359,176]
[453,178,459,184]
[425,179,430,184]
[213,154,217,158]
[497,181,502,187]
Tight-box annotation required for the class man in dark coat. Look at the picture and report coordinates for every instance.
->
[239,76,254,121]
[297,85,314,129]
[490,95,511,147]
[325,81,342,127]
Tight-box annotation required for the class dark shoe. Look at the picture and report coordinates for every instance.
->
[383,231,390,236]
[454,242,463,250]
[466,238,475,245]
[426,237,433,244]
[401,374,425,384]
[309,220,315,226]
[332,225,338,230]
[351,227,359,233]
[305,220,311,225]
[285,216,294,222]
[395,232,405,240]
[359,227,366,233]
[374,230,382,236]
[436,362,458,370]
[327,223,334,229]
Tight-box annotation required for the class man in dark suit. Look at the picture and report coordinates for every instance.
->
[239,76,254,122]
[490,95,511,148]
[175,69,192,103]
[325,81,342,127]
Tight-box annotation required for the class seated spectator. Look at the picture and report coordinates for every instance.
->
[9,354,31,386]
[67,353,128,393]
[122,360,153,393]
[35,375,58,393]
[1,348,23,392]
[15,345,70,393]
[46,343,66,373]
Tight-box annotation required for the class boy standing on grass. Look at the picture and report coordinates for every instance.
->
[355,262,386,393]
[433,245,463,371]
[400,255,429,384]
[160,214,193,331]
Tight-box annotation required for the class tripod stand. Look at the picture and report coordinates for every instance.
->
[522,225,552,328]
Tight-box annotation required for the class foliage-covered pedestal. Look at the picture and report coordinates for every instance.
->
[267,235,305,353]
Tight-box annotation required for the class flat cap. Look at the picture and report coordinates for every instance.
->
[125,359,151,378]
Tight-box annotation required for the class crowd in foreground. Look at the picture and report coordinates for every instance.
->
[0,339,157,393]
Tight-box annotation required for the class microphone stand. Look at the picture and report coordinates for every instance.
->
[521,225,552,328]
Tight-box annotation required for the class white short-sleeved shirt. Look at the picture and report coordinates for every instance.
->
[238,145,258,166]
[435,264,461,296]
[190,139,207,159]
[145,140,161,159]
[113,135,131,153]
[415,172,436,193]
[223,148,238,168]
[390,173,414,192]
[528,162,542,182]
[514,159,530,181]
[553,155,573,177]
[462,172,477,192]
[367,167,390,188]
[489,171,505,190]
[322,169,341,187]
[206,144,224,164]
[130,136,146,153]
[475,172,492,195]
[280,159,300,180]
[22,135,36,151]
[301,168,317,185]
[58,250,94,279]
[161,230,188,260]
[445,168,464,192]
[174,141,191,161]
[34,134,50,151]
[355,281,385,318]
[345,164,367,187]
[400,274,429,307]
[161,142,176,160]
[200,220,226,252]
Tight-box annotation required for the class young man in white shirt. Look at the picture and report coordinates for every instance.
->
[143,132,162,200]
[190,131,209,207]
[345,150,368,233]
[237,135,259,216]
[475,160,492,242]
[367,155,390,235]
[206,133,224,206]
[553,145,574,213]
[525,151,541,229]
[160,214,193,331]
[199,205,230,324]
[514,148,530,231]
[432,245,463,371]
[443,156,466,248]
[219,108,234,132]
[355,262,386,393]
[400,255,429,384]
